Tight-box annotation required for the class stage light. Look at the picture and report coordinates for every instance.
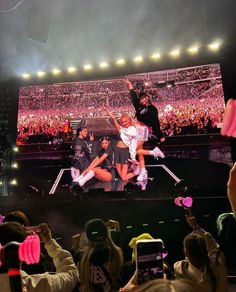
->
[37,71,45,77]
[169,49,180,57]
[151,53,161,60]
[68,67,77,73]
[208,41,221,51]
[52,68,61,75]
[99,62,109,68]
[0,180,3,186]
[187,46,199,54]
[22,73,31,79]
[116,59,125,65]
[84,64,93,71]
[10,179,17,186]
[12,162,18,169]
[13,147,19,152]
[133,56,143,63]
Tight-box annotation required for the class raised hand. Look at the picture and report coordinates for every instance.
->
[124,78,133,90]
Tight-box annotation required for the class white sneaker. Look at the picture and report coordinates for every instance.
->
[153,147,165,159]
[136,180,148,190]
[137,169,148,181]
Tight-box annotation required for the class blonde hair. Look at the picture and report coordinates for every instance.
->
[120,113,134,126]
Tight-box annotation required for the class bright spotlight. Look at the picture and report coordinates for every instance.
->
[0,180,3,185]
[13,147,19,152]
[12,162,18,169]
[116,59,126,65]
[208,41,221,51]
[187,46,199,54]
[68,67,77,73]
[100,62,109,68]
[37,71,45,77]
[151,53,161,60]
[133,56,143,63]
[84,64,93,71]
[10,179,17,186]
[52,68,61,75]
[22,73,31,79]
[169,49,180,57]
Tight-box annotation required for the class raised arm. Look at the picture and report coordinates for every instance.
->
[104,107,121,133]
[185,210,220,256]
[27,223,80,291]
[124,79,140,110]
[124,79,134,90]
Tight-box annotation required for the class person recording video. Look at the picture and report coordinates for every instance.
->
[0,222,79,292]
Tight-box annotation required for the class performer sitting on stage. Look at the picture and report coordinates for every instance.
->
[124,79,165,181]
[73,136,115,187]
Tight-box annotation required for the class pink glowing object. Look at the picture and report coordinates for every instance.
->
[0,214,5,224]
[19,235,40,264]
[174,196,193,208]
[182,197,193,208]
[162,251,168,259]
[174,196,183,207]
[221,99,236,138]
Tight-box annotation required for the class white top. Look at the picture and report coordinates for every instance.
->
[120,125,138,161]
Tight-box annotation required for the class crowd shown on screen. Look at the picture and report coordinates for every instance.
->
[17,65,224,144]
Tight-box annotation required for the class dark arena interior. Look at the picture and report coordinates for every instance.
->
[1,1,236,291]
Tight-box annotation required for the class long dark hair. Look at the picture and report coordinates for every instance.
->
[184,233,217,292]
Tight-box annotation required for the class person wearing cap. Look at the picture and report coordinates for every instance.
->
[70,126,94,181]
[120,233,172,287]
[124,79,165,182]
[79,218,123,292]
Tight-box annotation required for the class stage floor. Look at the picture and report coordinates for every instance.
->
[44,157,231,200]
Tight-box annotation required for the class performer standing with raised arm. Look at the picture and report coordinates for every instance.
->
[104,108,163,181]
[124,79,165,181]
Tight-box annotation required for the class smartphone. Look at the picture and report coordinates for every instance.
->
[25,225,42,234]
[136,239,164,284]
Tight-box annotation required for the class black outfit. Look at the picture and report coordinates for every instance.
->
[130,89,163,141]
[72,137,92,172]
[98,145,116,180]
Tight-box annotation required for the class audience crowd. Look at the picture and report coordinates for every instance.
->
[17,65,224,144]
[0,162,235,291]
